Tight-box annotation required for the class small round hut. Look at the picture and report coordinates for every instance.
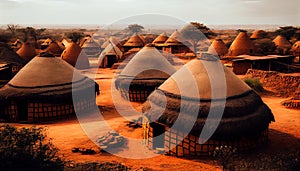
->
[228,31,254,56]
[45,41,65,57]
[123,34,145,52]
[98,40,123,68]
[250,30,267,39]
[143,53,274,157]
[0,53,99,123]
[61,42,90,69]
[162,30,192,54]
[16,42,37,62]
[273,35,292,54]
[208,39,228,57]
[0,43,26,87]
[152,32,168,50]
[115,45,176,102]
[81,38,100,57]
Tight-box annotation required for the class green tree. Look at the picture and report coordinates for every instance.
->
[126,24,144,34]
[181,22,216,53]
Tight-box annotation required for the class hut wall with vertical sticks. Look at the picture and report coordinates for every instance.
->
[142,53,274,157]
[0,53,99,123]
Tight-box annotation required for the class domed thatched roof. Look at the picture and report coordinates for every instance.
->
[152,32,168,45]
[164,30,190,46]
[0,53,98,102]
[61,42,90,69]
[250,30,266,39]
[45,41,65,56]
[123,34,145,47]
[228,31,254,56]
[118,45,176,79]
[16,42,37,62]
[273,35,292,49]
[208,39,228,56]
[143,53,274,139]
[0,43,26,66]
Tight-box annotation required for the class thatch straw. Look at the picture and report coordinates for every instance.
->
[228,31,254,56]
[61,42,90,69]
[16,42,37,62]
[208,39,228,56]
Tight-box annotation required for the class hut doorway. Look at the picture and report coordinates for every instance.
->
[106,55,117,68]
[17,102,28,122]
[150,122,165,149]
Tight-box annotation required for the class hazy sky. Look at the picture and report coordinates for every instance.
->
[0,0,299,25]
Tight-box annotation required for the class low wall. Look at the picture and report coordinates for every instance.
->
[245,69,300,97]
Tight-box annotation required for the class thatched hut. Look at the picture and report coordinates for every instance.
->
[61,42,90,69]
[228,31,254,56]
[250,30,267,39]
[290,41,300,56]
[0,53,99,123]
[16,42,37,62]
[98,40,123,68]
[162,30,192,54]
[208,39,228,57]
[115,45,176,102]
[123,34,145,52]
[81,38,100,57]
[143,53,274,157]
[152,32,168,50]
[273,35,292,54]
[0,43,26,72]
[45,41,65,57]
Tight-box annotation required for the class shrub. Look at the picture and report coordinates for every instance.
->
[244,78,264,92]
[0,125,65,171]
[213,146,237,171]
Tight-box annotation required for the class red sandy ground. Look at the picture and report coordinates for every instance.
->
[7,68,300,171]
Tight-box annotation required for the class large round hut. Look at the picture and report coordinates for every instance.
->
[228,31,254,56]
[0,53,99,123]
[142,53,274,157]
[115,44,176,102]
[208,39,228,57]
[61,42,90,69]
[16,42,37,62]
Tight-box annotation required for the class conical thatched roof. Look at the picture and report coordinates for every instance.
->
[16,42,37,62]
[82,38,100,48]
[273,35,292,49]
[0,43,26,66]
[123,34,145,47]
[45,41,65,56]
[208,39,228,56]
[152,32,168,45]
[143,53,274,139]
[164,30,190,46]
[61,42,90,69]
[118,45,176,79]
[0,53,98,102]
[101,37,119,49]
[250,30,266,39]
[99,41,122,58]
[228,31,254,56]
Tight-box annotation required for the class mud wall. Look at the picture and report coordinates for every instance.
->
[245,69,300,97]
